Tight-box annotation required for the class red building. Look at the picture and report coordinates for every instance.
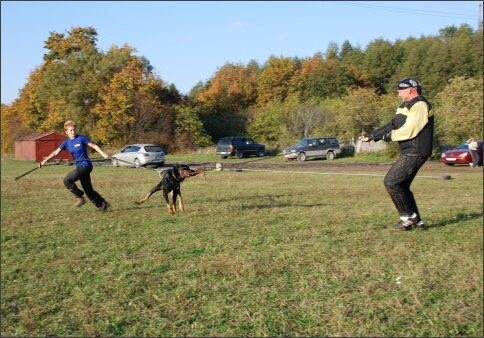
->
[14,132,73,162]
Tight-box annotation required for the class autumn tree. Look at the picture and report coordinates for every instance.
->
[92,57,166,145]
[339,40,364,64]
[1,104,31,153]
[174,105,213,150]
[196,61,259,113]
[5,27,104,137]
[256,56,299,105]
[319,88,396,140]
[196,61,259,140]
[395,36,450,99]
[434,76,483,146]
[361,38,404,94]
[445,25,481,80]
[246,102,289,144]
[43,26,98,62]
[35,45,105,134]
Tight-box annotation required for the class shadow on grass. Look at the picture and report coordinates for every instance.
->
[128,200,327,211]
[124,193,292,211]
[427,212,483,229]
[379,212,482,231]
[190,193,292,204]
[238,202,327,210]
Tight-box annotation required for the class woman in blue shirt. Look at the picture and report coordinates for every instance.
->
[39,120,111,210]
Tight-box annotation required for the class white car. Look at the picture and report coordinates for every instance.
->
[112,144,165,167]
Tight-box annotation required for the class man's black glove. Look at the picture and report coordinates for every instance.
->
[382,132,392,142]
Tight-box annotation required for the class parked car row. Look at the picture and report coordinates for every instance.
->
[112,138,483,168]
[112,136,342,168]
[215,136,342,161]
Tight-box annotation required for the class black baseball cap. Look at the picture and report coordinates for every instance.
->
[397,78,423,94]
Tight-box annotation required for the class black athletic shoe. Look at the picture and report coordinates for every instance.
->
[393,215,419,230]
[414,219,427,230]
[100,201,111,211]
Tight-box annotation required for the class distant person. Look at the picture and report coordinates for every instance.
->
[361,78,433,231]
[39,120,111,210]
[466,137,479,168]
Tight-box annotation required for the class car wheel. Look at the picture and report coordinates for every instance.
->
[257,150,265,157]
[326,151,335,160]
[236,150,244,159]
[297,152,307,162]
[158,161,165,168]
[112,158,119,167]
[222,156,228,159]
[134,158,141,167]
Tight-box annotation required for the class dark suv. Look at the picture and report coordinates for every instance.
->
[282,137,341,161]
[216,137,265,159]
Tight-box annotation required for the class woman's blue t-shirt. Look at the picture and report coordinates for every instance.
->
[60,135,92,167]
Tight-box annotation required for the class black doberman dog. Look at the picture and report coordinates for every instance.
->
[135,164,204,214]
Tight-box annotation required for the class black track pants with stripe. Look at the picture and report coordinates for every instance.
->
[383,154,428,218]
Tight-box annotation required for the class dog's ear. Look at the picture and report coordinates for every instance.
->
[172,165,179,177]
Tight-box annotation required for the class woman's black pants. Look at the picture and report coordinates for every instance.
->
[63,165,106,208]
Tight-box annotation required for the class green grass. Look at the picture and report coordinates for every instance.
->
[1,155,482,336]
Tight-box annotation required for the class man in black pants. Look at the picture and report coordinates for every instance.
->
[362,78,433,230]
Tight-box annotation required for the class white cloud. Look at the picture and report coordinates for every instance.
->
[229,21,242,30]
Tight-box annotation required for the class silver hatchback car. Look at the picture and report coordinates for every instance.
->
[112,144,165,167]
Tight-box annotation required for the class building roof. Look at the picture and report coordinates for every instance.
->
[15,132,58,141]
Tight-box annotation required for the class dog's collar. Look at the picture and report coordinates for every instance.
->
[164,168,181,184]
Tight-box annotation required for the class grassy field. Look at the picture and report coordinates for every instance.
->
[1,154,482,336]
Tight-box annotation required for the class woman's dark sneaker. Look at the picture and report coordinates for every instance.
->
[100,201,111,211]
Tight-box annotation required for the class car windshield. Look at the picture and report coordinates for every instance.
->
[296,139,310,147]
[456,143,469,150]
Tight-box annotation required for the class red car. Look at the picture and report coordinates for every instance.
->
[440,141,483,166]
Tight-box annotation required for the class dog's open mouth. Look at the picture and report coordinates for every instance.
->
[190,169,204,176]
[181,168,203,178]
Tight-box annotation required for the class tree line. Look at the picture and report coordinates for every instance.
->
[1,25,482,155]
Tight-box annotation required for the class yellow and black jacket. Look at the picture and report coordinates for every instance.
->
[370,96,433,157]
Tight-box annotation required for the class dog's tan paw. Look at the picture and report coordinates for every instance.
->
[166,205,175,215]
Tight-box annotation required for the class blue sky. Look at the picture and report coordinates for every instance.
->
[1,1,481,105]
